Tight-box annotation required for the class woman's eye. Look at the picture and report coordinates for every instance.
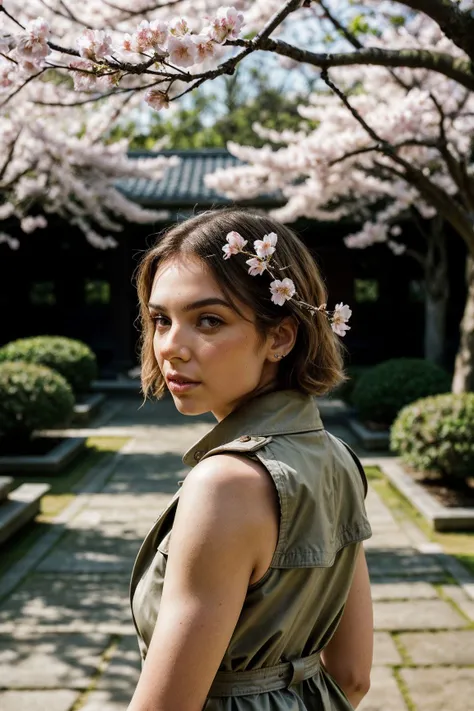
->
[200,316,223,328]
[152,314,169,327]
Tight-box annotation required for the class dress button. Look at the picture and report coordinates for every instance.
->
[194,450,204,462]
[238,435,252,442]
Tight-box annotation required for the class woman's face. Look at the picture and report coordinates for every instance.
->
[149,254,279,421]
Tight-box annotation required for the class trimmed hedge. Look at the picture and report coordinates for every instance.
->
[0,336,98,394]
[391,393,474,479]
[352,358,451,426]
[0,361,74,439]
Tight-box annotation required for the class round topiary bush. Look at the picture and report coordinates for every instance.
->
[0,336,98,394]
[0,361,74,440]
[391,393,474,479]
[351,358,451,426]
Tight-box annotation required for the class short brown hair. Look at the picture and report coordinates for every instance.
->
[136,207,345,399]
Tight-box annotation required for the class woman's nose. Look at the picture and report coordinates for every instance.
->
[158,324,191,362]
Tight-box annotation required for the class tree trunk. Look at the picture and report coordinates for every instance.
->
[422,215,449,365]
[452,254,474,393]
[424,289,448,365]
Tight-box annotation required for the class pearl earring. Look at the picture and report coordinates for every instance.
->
[274,354,284,360]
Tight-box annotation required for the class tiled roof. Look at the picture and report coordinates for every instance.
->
[117,148,280,207]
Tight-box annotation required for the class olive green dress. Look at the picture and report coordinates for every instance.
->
[130,389,372,710]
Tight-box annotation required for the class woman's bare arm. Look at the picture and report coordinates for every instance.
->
[321,545,373,709]
[127,453,276,711]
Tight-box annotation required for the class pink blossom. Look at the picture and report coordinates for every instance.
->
[192,34,218,62]
[144,88,169,111]
[21,215,47,233]
[0,64,13,90]
[69,60,99,92]
[122,33,135,53]
[204,6,245,43]
[149,20,169,50]
[15,18,51,66]
[270,278,296,306]
[0,36,11,54]
[246,257,268,276]
[169,17,190,37]
[222,230,247,258]
[77,29,112,61]
[167,35,197,67]
[132,19,169,53]
[254,232,277,259]
[16,57,44,76]
[28,18,50,41]
[388,241,406,256]
[331,303,352,337]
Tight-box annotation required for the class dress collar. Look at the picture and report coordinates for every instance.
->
[182,389,324,468]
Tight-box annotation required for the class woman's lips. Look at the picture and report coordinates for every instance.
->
[167,377,200,394]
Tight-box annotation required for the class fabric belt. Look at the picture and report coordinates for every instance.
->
[208,651,321,697]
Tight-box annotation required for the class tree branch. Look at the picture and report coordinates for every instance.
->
[397,0,474,63]
[233,39,474,92]
[319,69,474,250]
[328,138,439,166]
[316,0,364,50]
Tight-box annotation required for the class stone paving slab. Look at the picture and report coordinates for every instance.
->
[366,550,445,576]
[398,630,474,665]
[373,632,402,665]
[400,667,474,711]
[96,634,140,695]
[0,574,132,633]
[69,496,172,527]
[364,534,413,549]
[370,580,438,601]
[37,524,148,573]
[0,690,79,711]
[0,631,109,688]
[374,599,467,630]
[441,584,474,621]
[359,666,407,711]
[77,689,132,711]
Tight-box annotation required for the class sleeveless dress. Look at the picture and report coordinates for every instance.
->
[129,389,372,710]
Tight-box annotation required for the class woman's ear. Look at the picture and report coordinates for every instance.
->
[268,317,298,361]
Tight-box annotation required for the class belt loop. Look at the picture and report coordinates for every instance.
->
[288,658,306,686]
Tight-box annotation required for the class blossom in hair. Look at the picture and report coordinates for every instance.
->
[270,278,296,306]
[246,257,268,276]
[254,232,277,259]
[221,229,351,337]
[223,231,248,259]
[331,303,352,337]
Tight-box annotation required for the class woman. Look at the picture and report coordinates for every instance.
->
[128,208,373,711]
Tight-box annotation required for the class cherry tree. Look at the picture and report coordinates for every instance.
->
[1,0,474,387]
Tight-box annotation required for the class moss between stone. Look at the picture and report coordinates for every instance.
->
[368,466,474,562]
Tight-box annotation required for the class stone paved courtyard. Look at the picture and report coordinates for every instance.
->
[1,395,474,710]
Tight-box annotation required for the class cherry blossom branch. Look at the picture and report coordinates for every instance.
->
[231,38,474,92]
[328,139,440,167]
[101,0,186,20]
[429,91,474,210]
[0,68,47,109]
[314,1,414,92]
[398,0,474,63]
[0,4,25,30]
[0,133,20,182]
[315,0,364,50]
[316,68,474,249]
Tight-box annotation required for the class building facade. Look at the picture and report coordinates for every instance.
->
[0,149,466,377]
